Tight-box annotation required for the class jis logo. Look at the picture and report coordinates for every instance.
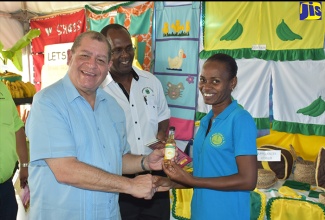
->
[210,133,225,147]
[300,2,322,20]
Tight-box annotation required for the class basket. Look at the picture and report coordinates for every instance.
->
[258,144,294,180]
[319,193,325,205]
[290,144,316,185]
[316,146,325,190]
[293,160,316,185]
[257,169,278,189]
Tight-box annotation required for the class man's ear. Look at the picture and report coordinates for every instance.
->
[108,60,113,70]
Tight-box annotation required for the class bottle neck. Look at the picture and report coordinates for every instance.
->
[168,131,175,139]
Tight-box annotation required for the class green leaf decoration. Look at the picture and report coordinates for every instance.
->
[0,29,41,71]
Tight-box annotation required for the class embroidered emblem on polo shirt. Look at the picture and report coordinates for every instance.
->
[142,87,154,96]
[210,133,225,147]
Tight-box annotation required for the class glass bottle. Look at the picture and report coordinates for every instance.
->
[164,126,176,162]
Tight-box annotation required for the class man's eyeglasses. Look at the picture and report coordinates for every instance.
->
[111,46,136,56]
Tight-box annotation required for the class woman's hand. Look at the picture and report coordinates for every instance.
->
[152,176,173,191]
[162,161,193,186]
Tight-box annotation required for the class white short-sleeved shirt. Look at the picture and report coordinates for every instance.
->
[102,66,170,155]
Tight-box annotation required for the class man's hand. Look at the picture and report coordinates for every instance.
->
[128,174,156,200]
[147,148,165,170]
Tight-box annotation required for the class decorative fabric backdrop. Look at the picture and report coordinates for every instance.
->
[196,58,325,160]
[25,1,325,164]
[232,59,272,137]
[196,1,325,161]
[200,2,325,61]
[271,60,325,136]
[30,9,87,91]
[86,1,154,72]
[154,2,201,141]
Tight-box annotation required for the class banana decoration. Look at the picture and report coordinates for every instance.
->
[13,81,23,98]
[16,80,32,97]
[26,81,37,96]
[276,19,302,41]
[220,19,243,41]
[1,79,36,98]
[297,96,325,117]
[10,81,19,98]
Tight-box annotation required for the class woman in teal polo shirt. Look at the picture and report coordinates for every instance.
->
[159,53,258,220]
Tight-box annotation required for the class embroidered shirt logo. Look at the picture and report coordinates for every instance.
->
[142,87,154,96]
[210,133,225,147]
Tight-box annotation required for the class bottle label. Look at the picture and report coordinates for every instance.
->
[164,143,176,160]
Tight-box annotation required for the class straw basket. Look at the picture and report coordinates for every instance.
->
[290,144,316,185]
[257,169,277,189]
[293,160,316,185]
[319,193,325,205]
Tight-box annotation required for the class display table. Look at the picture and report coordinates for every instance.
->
[170,177,325,220]
[258,179,320,204]
[255,178,324,220]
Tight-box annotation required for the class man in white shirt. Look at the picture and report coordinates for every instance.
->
[101,24,171,220]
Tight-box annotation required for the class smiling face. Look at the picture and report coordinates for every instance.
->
[67,33,112,97]
[199,60,237,107]
[106,28,134,77]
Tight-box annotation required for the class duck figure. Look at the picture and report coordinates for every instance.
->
[167,49,186,70]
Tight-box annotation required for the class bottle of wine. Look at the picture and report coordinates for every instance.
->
[164,126,176,162]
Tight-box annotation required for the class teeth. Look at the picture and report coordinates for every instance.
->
[121,61,129,65]
[204,93,213,97]
[82,71,95,76]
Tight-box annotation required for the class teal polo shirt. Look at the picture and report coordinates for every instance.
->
[192,100,257,220]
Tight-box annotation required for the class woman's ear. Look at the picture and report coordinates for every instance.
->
[231,76,237,90]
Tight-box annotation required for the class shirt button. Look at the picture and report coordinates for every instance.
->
[138,137,140,140]
[135,121,137,124]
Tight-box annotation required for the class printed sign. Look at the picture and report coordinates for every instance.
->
[257,150,281,161]
[44,42,73,65]
[42,42,72,89]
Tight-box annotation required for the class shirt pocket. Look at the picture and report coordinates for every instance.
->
[146,96,158,125]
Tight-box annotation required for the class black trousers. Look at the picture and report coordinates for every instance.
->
[119,170,170,220]
[0,178,18,220]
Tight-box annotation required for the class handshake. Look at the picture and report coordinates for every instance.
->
[128,145,192,200]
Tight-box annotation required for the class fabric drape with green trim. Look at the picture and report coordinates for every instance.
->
[200,2,325,61]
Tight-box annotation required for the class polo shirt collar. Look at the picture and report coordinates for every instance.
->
[203,100,238,124]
